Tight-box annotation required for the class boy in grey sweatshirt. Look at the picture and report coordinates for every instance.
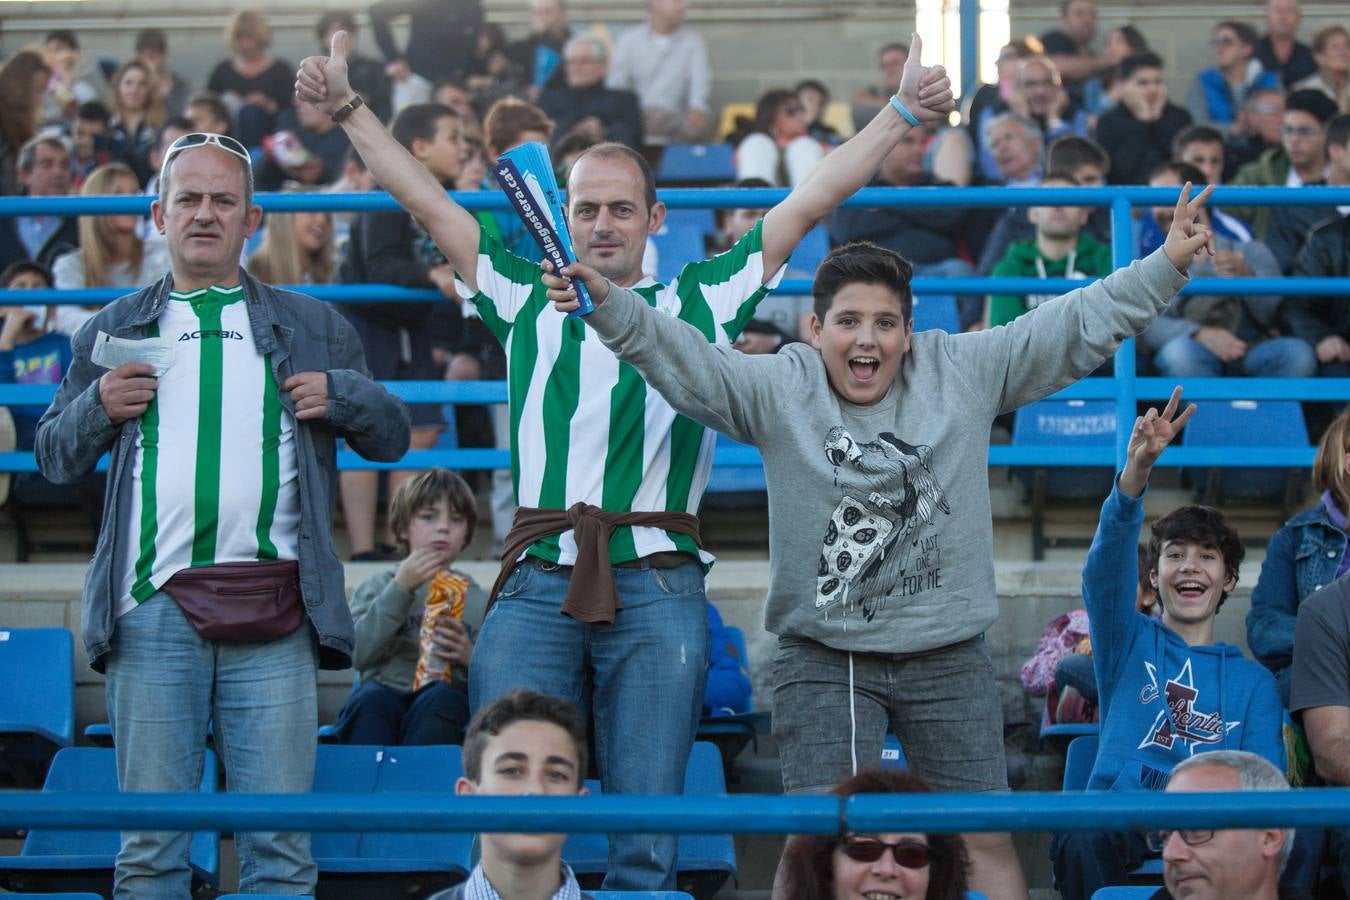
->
[544,185,1216,894]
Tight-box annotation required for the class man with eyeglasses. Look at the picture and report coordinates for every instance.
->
[1229,88,1338,239]
[538,35,642,151]
[1147,750,1305,900]
[34,130,410,897]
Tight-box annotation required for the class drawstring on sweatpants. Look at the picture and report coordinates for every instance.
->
[848,650,858,776]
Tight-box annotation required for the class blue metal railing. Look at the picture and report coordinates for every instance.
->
[2,788,1350,835]
[1,185,1347,473]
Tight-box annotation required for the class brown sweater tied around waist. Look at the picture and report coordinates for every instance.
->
[488,502,703,625]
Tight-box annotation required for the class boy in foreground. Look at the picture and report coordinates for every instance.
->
[429,689,591,900]
[544,186,1216,899]
[1049,387,1284,900]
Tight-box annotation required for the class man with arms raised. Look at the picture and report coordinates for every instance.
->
[297,28,952,891]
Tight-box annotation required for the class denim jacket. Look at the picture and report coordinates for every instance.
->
[34,270,412,672]
[1247,502,1348,693]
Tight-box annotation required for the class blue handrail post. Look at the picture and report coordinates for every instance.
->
[1110,196,1137,469]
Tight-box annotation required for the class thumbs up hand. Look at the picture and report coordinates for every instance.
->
[895,33,955,123]
[295,29,356,116]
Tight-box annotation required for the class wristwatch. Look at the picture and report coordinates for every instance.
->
[331,94,365,124]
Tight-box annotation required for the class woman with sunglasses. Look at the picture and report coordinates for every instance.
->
[779,769,971,900]
[733,87,827,188]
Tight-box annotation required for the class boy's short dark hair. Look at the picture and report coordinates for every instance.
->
[135,28,168,56]
[1172,125,1224,157]
[1046,135,1108,174]
[387,467,478,553]
[391,103,458,153]
[1,260,53,288]
[187,92,233,130]
[76,101,112,125]
[1146,505,1244,609]
[45,30,79,51]
[1286,89,1339,125]
[462,689,588,783]
[795,78,829,100]
[812,241,913,324]
[1215,20,1259,49]
[317,11,358,42]
[1119,51,1163,82]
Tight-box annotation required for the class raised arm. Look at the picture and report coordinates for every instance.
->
[759,33,954,277]
[295,32,483,293]
[1117,386,1196,498]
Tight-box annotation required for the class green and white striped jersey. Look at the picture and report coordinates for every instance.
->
[460,220,783,565]
[116,284,300,617]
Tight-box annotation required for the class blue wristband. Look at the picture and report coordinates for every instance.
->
[889,94,921,127]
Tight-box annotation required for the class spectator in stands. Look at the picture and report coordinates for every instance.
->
[1281,117,1350,374]
[207,10,296,148]
[1228,88,1337,239]
[71,101,115,184]
[778,769,972,900]
[0,261,73,454]
[987,172,1111,328]
[538,35,643,152]
[1051,387,1285,900]
[466,23,528,116]
[35,128,409,897]
[370,0,484,92]
[982,112,1043,186]
[247,196,336,287]
[134,29,191,125]
[852,43,909,134]
[51,162,171,337]
[300,28,968,894]
[316,12,392,125]
[185,92,233,137]
[329,145,376,259]
[334,468,485,745]
[0,134,78,274]
[1039,0,1109,103]
[1260,116,1349,269]
[106,60,164,185]
[1081,24,1150,115]
[539,169,1216,900]
[337,102,464,561]
[1225,87,1286,178]
[1256,0,1316,88]
[797,79,842,145]
[1294,25,1350,114]
[0,50,53,196]
[830,125,983,327]
[734,88,827,188]
[42,30,99,124]
[1140,162,1312,380]
[1167,126,1262,246]
[507,0,572,97]
[1248,408,1350,706]
[975,55,1089,182]
[254,96,352,192]
[608,0,713,143]
[1094,52,1193,185]
[965,38,1038,166]
[433,80,480,131]
[425,689,589,900]
[1153,751,1296,900]
[1188,22,1282,132]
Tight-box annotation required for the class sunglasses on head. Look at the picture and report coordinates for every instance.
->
[840,835,934,869]
[161,132,252,176]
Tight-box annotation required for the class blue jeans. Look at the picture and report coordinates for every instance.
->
[105,593,318,898]
[469,558,710,891]
[333,680,471,745]
[1155,335,1317,378]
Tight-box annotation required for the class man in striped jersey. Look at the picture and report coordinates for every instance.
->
[35,132,410,897]
[298,29,952,890]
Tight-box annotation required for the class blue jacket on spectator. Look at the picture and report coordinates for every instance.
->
[703,603,752,716]
[1189,65,1281,129]
[34,270,411,672]
[1247,497,1349,703]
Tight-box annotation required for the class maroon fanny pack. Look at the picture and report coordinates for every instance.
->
[162,560,304,642]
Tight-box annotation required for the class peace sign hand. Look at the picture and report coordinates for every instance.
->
[1162,182,1217,273]
[1119,386,1197,496]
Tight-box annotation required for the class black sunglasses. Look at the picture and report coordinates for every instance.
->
[840,836,934,869]
[1146,828,1215,853]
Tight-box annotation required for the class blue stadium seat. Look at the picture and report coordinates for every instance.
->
[563,742,736,897]
[1062,734,1099,791]
[655,144,735,185]
[1092,888,1156,898]
[0,746,220,894]
[310,744,471,899]
[1039,720,1100,750]
[881,733,908,770]
[696,625,769,778]
[0,626,74,787]
[663,207,716,237]
[1011,399,1117,560]
[912,294,959,333]
[1182,400,1308,509]
[652,224,708,283]
[787,226,830,278]
[705,433,766,505]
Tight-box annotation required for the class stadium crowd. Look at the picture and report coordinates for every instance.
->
[3,0,1350,898]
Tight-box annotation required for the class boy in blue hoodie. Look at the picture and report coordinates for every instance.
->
[1050,386,1285,900]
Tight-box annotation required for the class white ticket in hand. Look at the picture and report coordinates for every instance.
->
[91,331,176,377]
